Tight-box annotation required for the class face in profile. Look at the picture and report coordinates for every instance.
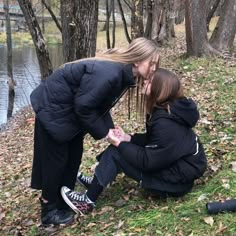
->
[135,56,159,79]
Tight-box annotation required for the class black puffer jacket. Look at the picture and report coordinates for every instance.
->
[30,60,135,142]
[117,98,207,193]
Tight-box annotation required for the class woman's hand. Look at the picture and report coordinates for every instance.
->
[107,129,121,147]
[115,126,131,142]
[106,126,131,146]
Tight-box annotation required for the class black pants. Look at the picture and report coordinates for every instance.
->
[95,145,192,198]
[31,119,84,203]
[95,145,142,188]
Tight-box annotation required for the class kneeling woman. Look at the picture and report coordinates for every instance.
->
[61,68,207,215]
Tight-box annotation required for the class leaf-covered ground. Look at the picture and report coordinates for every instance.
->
[0,34,235,235]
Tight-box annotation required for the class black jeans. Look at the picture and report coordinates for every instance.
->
[31,118,84,203]
[95,145,142,188]
[94,145,193,198]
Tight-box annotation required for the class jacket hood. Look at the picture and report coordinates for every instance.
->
[169,98,199,128]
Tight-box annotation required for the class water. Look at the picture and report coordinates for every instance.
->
[0,42,63,127]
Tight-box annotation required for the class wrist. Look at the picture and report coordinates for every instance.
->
[126,134,131,142]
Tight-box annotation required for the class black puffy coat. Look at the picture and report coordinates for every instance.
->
[30,60,135,142]
[117,98,207,194]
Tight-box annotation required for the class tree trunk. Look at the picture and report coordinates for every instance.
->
[206,0,221,31]
[60,0,77,61]
[151,0,175,44]
[3,0,15,118]
[101,0,112,32]
[175,0,185,24]
[60,0,98,61]
[111,0,116,48]
[210,0,236,52]
[75,0,98,59]
[117,0,131,43]
[185,0,216,56]
[151,0,162,41]
[166,0,176,39]
[18,0,53,79]
[144,0,153,39]
[131,0,144,39]
[106,0,111,48]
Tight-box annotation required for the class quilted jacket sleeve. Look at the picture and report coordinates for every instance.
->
[73,63,120,140]
[117,119,180,171]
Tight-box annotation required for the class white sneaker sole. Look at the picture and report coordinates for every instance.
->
[60,188,83,215]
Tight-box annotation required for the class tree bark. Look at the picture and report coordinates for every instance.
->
[144,0,153,39]
[111,0,116,48]
[3,0,15,118]
[18,0,53,79]
[151,0,162,41]
[131,0,144,39]
[60,0,98,61]
[185,0,216,56]
[175,0,185,24]
[105,0,111,48]
[210,0,236,52]
[206,0,221,31]
[151,0,175,44]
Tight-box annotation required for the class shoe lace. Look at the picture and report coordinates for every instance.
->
[79,172,93,184]
[68,191,86,201]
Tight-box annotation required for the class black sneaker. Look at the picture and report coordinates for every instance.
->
[76,172,93,189]
[61,186,95,215]
[40,198,74,225]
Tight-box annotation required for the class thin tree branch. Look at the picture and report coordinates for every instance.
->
[42,0,62,32]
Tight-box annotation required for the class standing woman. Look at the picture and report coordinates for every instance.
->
[30,37,159,225]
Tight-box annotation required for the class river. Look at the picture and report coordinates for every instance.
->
[0,43,63,128]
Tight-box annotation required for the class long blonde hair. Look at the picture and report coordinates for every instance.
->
[63,37,160,66]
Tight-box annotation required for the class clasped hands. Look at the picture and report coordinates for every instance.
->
[106,126,131,147]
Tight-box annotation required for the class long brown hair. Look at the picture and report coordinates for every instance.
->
[146,68,184,114]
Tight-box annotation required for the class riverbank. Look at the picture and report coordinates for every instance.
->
[0,35,236,235]
[0,106,33,132]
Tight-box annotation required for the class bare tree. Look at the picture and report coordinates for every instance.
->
[3,0,15,118]
[18,0,53,79]
[210,0,236,52]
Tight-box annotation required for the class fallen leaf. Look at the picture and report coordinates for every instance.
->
[97,206,114,215]
[0,212,5,221]
[216,221,227,234]
[203,216,214,226]
[230,161,236,172]
[197,193,208,202]
[114,220,124,229]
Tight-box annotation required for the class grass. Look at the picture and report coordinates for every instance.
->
[0,19,236,235]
